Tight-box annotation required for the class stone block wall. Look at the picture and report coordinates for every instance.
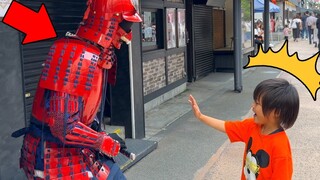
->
[143,58,166,95]
[143,52,186,96]
[167,53,185,84]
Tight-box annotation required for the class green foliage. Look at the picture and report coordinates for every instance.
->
[242,0,251,21]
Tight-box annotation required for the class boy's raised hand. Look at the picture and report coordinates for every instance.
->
[189,94,202,119]
[189,94,226,132]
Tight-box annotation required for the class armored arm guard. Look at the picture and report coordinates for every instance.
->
[46,90,120,157]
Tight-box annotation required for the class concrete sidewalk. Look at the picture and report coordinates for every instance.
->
[124,39,320,179]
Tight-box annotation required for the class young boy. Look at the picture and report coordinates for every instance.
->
[189,78,299,179]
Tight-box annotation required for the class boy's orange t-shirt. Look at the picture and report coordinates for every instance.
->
[225,118,293,180]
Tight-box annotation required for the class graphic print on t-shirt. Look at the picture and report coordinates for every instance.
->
[244,137,270,180]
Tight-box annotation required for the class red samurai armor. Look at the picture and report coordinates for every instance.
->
[13,0,142,179]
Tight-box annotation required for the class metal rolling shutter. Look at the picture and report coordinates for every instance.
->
[19,0,86,124]
[193,5,213,79]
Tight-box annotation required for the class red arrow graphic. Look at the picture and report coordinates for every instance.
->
[2,1,57,44]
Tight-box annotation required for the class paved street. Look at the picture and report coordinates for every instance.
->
[124,39,320,179]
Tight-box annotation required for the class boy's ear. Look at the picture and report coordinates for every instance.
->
[267,110,280,120]
[275,110,281,118]
[271,109,281,120]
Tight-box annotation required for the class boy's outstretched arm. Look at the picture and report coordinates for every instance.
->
[189,94,226,133]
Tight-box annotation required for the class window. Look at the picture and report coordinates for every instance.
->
[177,9,186,47]
[142,9,163,51]
[141,7,185,51]
[166,8,177,49]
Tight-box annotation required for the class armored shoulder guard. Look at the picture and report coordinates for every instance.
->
[39,38,103,98]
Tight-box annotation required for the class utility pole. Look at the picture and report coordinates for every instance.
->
[264,0,270,50]
[233,0,242,92]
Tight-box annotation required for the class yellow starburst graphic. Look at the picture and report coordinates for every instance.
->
[244,40,320,101]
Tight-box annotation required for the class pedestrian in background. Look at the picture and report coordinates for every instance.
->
[270,16,275,32]
[275,16,283,32]
[189,78,299,180]
[291,14,302,42]
[306,12,317,44]
[316,13,320,51]
[254,22,263,46]
[313,14,319,48]
[301,11,309,39]
[283,24,290,40]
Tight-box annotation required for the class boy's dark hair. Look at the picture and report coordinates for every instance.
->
[253,78,299,129]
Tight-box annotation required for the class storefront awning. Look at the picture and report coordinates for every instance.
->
[254,0,280,13]
[285,1,297,11]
